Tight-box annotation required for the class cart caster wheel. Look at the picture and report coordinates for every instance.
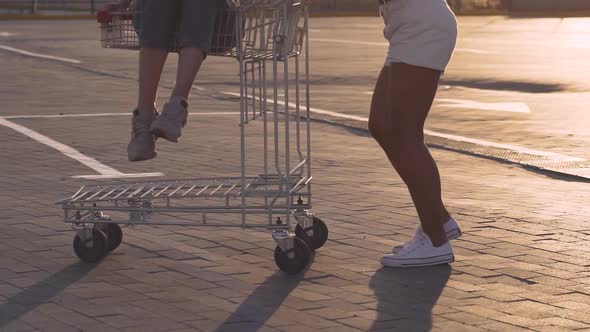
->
[274,237,311,275]
[311,217,329,250]
[73,228,108,263]
[105,224,123,252]
[295,224,312,249]
[296,217,329,251]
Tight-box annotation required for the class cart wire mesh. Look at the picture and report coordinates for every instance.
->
[98,0,305,60]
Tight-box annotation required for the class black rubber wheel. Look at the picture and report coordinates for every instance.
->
[105,224,123,252]
[296,217,329,251]
[274,237,311,275]
[73,228,108,263]
[295,224,312,249]
[311,217,329,250]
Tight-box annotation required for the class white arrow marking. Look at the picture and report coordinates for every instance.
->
[0,117,163,179]
[437,98,531,113]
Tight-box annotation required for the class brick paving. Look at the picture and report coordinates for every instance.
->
[1,90,589,331]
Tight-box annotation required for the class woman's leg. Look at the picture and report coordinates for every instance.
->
[171,48,205,100]
[137,47,169,115]
[149,48,204,143]
[369,63,450,247]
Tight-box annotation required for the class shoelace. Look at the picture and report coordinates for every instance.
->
[131,112,158,135]
[397,230,429,256]
[161,104,187,127]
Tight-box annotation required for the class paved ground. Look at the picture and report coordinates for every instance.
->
[1,16,590,158]
[0,15,590,332]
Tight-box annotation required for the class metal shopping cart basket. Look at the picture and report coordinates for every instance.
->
[57,0,326,275]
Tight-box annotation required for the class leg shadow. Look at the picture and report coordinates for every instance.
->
[369,266,452,331]
[214,272,303,332]
[0,262,95,327]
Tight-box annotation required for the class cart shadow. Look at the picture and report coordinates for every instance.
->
[0,262,96,327]
[368,265,452,332]
[214,256,315,332]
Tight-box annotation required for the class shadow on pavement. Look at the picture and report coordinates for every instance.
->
[214,270,305,332]
[369,265,452,332]
[0,262,95,327]
[441,79,567,93]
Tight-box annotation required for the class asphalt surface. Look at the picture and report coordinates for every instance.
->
[0,16,589,161]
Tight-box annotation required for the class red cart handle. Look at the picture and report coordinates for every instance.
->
[96,9,113,24]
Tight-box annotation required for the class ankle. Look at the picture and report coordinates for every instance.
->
[441,210,452,224]
[422,227,448,247]
[170,96,188,109]
[135,103,157,117]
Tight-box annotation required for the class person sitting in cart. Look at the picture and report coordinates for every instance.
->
[106,0,218,161]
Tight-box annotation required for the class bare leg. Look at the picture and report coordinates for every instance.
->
[137,47,168,114]
[369,63,450,247]
[171,48,205,100]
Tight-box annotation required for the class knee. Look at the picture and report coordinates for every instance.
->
[375,128,424,159]
[368,117,384,142]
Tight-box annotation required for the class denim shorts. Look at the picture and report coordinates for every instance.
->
[381,0,457,72]
[134,0,218,56]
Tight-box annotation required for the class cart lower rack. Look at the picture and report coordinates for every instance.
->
[58,0,326,275]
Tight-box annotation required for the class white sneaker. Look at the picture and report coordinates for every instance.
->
[150,97,188,143]
[127,110,157,162]
[381,230,454,268]
[393,216,462,254]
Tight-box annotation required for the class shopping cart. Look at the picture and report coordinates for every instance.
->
[57,0,326,275]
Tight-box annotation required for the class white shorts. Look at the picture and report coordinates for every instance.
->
[381,0,458,72]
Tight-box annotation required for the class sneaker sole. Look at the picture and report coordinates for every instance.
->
[381,254,455,268]
[446,227,463,241]
[151,126,180,143]
[151,128,180,143]
[128,151,157,162]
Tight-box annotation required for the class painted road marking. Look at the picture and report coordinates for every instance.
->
[2,112,240,119]
[0,44,81,64]
[437,98,531,113]
[219,91,369,122]
[0,117,163,179]
[364,85,453,95]
[212,90,583,163]
[309,38,496,54]
[0,32,18,37]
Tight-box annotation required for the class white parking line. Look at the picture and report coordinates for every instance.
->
[0,117,163,179]
[309,38,496,54]
[220,91,369,122]
[364,85,453,95]
[437,98,531,113]
[2,112,240,119]
[0,44,81,64]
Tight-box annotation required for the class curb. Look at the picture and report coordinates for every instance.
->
[305,116,590,183]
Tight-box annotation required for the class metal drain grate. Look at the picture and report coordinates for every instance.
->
[425,130,590,180]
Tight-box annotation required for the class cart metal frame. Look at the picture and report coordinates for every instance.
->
[59,0,325,274]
